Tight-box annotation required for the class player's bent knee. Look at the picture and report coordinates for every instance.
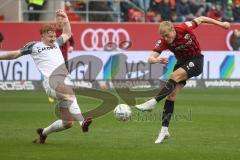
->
[58,98,74,108]
[166,92,177,101]
[57,92,76,101]
[170,74,186,83]
[166,95,176,101]
[55,84,75,98]
[63,121,74,129]
[169,73,176,81]
[170,73,182,82]
[170,68,188,82]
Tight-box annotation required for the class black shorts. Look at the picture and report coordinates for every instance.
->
[173,55,204,86]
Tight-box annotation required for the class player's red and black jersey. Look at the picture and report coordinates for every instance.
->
[55,29,74,61]
[153,20,201,61]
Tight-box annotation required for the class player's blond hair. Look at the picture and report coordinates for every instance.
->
[159,21,174,34]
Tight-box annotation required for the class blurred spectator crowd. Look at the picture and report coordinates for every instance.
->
[65,0,240,22]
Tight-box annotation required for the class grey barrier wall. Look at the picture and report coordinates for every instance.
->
[1,79,240,91]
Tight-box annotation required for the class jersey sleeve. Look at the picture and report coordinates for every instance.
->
[153,39,168,54]
[56,37,64,47]
[20,41,36,55]
[180,20,199,31]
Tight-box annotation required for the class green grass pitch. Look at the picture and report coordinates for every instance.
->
[0,89,240,160]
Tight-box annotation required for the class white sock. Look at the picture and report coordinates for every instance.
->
[69,98,84,125]
[42,120,65,136]
[160,126,168,133]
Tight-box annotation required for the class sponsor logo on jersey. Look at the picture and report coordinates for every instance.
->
[155,40,162,48]
[184,34,191,40]
[37,45,58,53]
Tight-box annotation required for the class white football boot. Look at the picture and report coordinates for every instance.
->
[155,127,170,144]
[135,98,157,111]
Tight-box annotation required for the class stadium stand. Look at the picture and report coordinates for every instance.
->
[0,0,239,22]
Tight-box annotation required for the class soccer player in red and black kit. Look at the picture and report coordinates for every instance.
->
[56,13,74,68]
[135,16,230,144]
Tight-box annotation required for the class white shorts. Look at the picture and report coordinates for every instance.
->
[42,78,57,99]
[42,75,73,99]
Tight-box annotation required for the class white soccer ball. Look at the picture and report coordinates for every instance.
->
[114,104,132,121]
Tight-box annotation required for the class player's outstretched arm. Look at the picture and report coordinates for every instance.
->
[148,51,168,64]
[56,9,72,43]
[194,16,230,29]
[0,50,22,60]
[0,41,35,60]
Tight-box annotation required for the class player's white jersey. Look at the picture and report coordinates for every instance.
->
[21,37,67,78]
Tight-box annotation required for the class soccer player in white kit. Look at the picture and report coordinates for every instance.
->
[0,9,92,144]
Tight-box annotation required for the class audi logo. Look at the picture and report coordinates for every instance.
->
[226,30,233,51]
[81,28,131,51]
